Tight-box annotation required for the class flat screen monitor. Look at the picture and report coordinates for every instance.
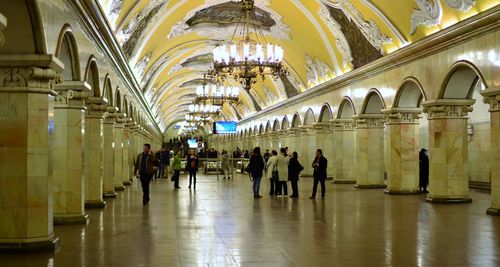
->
[213,121,237,134]
[187,139,198,148]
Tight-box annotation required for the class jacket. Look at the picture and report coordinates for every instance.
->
[172,155,182,171]
[288,157,303,181]
[248,154,265,178]
[312,156,328,178]
[134,152,157,176]
[185,155,199,171]
[266,156,277,179]
[273,154,289,181]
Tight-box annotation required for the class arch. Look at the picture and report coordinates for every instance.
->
[115,88,122,111]
[281,116,290,130]
[291,113,302,128]
[252,125,258,135]
[265,121,272,133]
[103,75,113,106]
[361,89,386,114]
[303,108,316,125]
[272,119,280,132]
[337,96,356,119]
[54,24,81,81]
[123,96,129,116]
[259,124,265,134]
[318,103,333,122]
[439,60,488,99]
[393,77,426,108]
[84,57,101,97]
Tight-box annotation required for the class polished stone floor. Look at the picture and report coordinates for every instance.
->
[1,173,500,267]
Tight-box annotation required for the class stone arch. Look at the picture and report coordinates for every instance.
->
[281,116,290,130]
[115,88,122,112]
[259,124,265,134]
[439,60,488,99]
[252,125,258,135]
[291,113,302,128]
[272,119,280,132]
[265,121,272,133]
[54,24,81,81]
[318,103,333,122]
[103,75,113,106]
[393,77,426,108]
[123,96,129,116]
[84,57,101,97]
[361,89,386,114]
[303,108,316,125]
[337,96,356,119]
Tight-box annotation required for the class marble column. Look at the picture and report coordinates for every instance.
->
[314,122,334,178]
[422,99,475,203]
[121,119,132,186]
[481,87,500,215]
[0,56,61,251]
[382,108,422,194]
[113,116,125,191]
[128,124,138,181]
[353,114,386,189]
[53,81,90,224]
[332,119,356,184]
[102,111,117,198]
[298,126,315,176]
[83,97,107,208]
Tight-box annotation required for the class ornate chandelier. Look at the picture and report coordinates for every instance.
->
[195,76,240,106]
[185,114,210,125]
[211,0,286,91]
[188,103,221,118]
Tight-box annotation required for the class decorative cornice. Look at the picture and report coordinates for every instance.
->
[54,81,91,109]
[332,118,355,131]
[480,87,500,112]
[382,107,422,124]
[445,0,476,12]
[410,0,442,35]
[353,114,385,128]
[422,99,475,119]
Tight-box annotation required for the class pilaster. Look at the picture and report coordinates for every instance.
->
[102,108,117,198]
[422,99,475,203]
[332,119,356,184]
[112,113,125,191]
[121,117,132,186]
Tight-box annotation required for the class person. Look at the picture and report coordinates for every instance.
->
[158,147,169,178]
[247,147,265,198]
[288,151,304,198]
[171,150,182,189]
[133,144,157,206]
[185,149,199,189]
[310,149,328,199]
[263,149,271,164]
[221,150,231,180]
[274,148,290,197]
[266,150,278,195]
[419,148,429,193]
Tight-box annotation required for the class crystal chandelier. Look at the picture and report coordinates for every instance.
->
[188,103,221,117]
[211,0,287,91]
[185,114,210,125]
[195,82,240,106]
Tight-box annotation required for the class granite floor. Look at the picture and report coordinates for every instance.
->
[1,173,499,267]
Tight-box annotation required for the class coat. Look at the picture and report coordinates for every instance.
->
[172,155,182,171]
[221,153,230,169]
[288,157,303,181]
[419,151,429,185]
[185,155,199,171]
[248,154,265,178]
[134,152,157,176]
[268,154,289,181]
[312,156,327,178]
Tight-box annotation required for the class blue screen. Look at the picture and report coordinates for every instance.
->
[214,121,237,134]
[187,139,198,148]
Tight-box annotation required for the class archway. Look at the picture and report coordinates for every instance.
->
[85,57,101,97]
[291,113,302,128]
[303,108,315,125]
[55,25,80,81]
[318,103,333,122]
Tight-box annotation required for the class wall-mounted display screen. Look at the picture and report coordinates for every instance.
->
[213,121,237,134]
[187,139,198,148]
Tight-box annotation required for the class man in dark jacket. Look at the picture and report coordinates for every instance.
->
[419,148,429,193]
[185,149,199,189]
[310,149,328,199]
[134,144,157,206]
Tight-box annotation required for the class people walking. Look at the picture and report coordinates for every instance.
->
[419,148,429,193]
[171,150,182,189]
[133,144,157,206]
[221,150,231,180]
[288,151,304,198]
[310,149,328,199]
[186,149,199,189]
[274,148,290,197]
[266,150,278,195]
[247,147,265,198]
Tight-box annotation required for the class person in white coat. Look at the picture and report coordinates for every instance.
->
[266,150,278,195]
[271,148,289,197]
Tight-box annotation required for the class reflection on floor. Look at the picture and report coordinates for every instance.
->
[1,173,499,267]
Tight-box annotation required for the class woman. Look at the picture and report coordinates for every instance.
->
[288,151,304,198]
[221,150,231,180]
[171,150,182,189]
[247,147,265,198]
[266,150,278,195]
[185,149,199,189]
[275,148,290,197]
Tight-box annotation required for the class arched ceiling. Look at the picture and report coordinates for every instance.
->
[98,0,498,131]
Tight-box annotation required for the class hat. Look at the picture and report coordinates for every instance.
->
[420,148,427,152]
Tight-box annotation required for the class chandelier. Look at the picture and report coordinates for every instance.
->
[185,114,210,125]
[195,76,240,106]
[211,0,287,91]
[188,103,221,118]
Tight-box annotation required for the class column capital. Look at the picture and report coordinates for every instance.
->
[480,87,500,112]
[331,118,355,131]
[0,13,6,48]
[353,114,385,128]
[54,81,91,109]
[422,99,475,119]
[86,96,109,118]
[313,122,333,134]
[0,54,63,93]
[382,107,422,124]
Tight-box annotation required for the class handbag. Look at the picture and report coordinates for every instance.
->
[272,160,279,181]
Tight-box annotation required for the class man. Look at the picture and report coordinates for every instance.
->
[419,148,429,193]
[158,147,170,178]
[310,149,328,199]
[263,149,271,164]
[134,144,157,206]
[185,149,199,189]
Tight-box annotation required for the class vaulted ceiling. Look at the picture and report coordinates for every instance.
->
[98,0,497,131]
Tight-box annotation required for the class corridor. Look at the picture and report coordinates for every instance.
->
[1,174,498,267]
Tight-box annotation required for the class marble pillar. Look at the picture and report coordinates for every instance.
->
[113,117,125,191]
[128,124,138,181]
[53,81,90,224]
[298,126,315,176]
[353,114,386,189]
[383,108,422,194]
[481,87,500,215]
[102,113,117,198]
[121,120,132,186]
[422,99,475,203]
[332,119,356,184]
[0,57,61,251]
[83,97,107,208]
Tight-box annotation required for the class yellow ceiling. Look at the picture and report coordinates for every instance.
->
[98,0,499,131]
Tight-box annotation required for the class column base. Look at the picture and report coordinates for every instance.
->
[486,207,500,216]
[384,189,422,195]
[333,179,356,184]
[84,200,106,209]
[0,236,60,252]
[354,184,387,189]
[122,181,131,186]
[54,213,89,225]
[103,191,117,198]
[114,185,125,191]
[425,196,472,204]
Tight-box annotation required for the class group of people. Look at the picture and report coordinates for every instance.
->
[246,147,328,199]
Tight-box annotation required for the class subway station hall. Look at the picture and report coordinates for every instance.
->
[0,0,500,266]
